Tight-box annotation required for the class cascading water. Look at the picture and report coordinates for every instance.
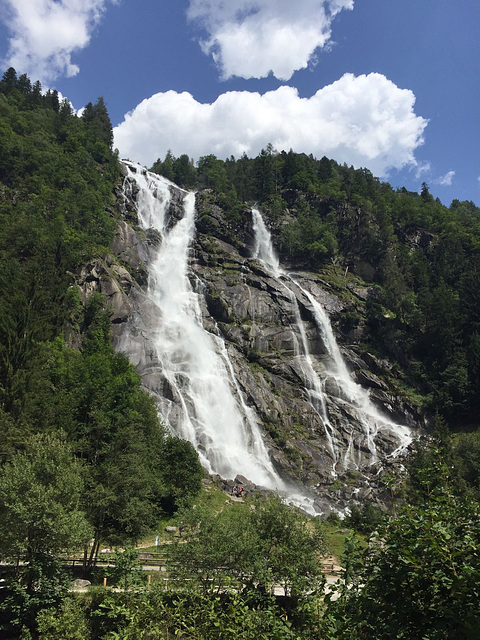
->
[253,210,340,472]
[120,162,283,490]
[251,208,412,475]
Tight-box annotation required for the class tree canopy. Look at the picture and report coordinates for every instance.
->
[0,70,204,635]
[323,459,480,639]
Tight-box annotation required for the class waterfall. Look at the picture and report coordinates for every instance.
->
[120,162,283,490]
[251,208,412,474]
[252,210,340,473]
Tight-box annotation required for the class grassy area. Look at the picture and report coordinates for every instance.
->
[137,483,243,549]
[322,521,352,560]
[322,520,368,563]
[135,481,370,570]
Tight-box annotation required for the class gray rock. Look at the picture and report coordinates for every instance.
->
[107,176,424,512]
[112,220,139,257]
[353,369,388,391]
[72,579,91,589]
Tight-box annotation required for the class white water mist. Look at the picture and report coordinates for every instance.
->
[121,163,283,490]
[251,208,412,473]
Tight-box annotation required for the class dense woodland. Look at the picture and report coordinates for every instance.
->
[0,68,479,638]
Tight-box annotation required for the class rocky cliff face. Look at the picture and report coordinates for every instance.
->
[77,165,425,512]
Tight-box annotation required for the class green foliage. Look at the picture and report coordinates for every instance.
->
[323,462,480,639]
[249,495,326,594]
[0,68,119,429]
[82,97,114,150]
[454,430,480,496]
[36,597,91,640]
[151,150,197,188]
[70,586,308,639]
[10,296,203,572]
[168,501,258,593]
[106,548,145,590]
[197,154,229,191]
[0,433,90,561]
[344,501,385,534]
[157,435,204,513]
[169,494,326,597]
[21,307,166,557]
[254,144,279,200]
[279,210,338,266]
[0,434,91,634]
[1,556,71,637]
[27,492,327,638]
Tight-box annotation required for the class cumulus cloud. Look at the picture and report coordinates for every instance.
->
[114,73,427,178]
[434,170,455,186]
[0,0,114,83]
[187,0,354,80]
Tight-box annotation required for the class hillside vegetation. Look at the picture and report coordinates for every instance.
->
[0,68,479,637]
[0,69,203,636]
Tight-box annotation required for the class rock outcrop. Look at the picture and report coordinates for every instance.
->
[87,168,425,511]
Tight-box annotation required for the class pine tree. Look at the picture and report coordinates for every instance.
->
[82,96,113,147]
[0,67,17,94]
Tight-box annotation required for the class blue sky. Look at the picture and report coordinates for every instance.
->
[1,0,479,206]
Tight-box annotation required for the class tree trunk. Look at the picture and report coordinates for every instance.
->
[85,536,101,573]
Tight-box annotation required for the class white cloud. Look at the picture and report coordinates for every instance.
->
[114,73,427,178]
[434,170,455,186]
[414,161,431,179]
[187,0,354,80]
[0,0,114,84]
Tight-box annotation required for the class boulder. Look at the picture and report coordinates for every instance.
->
[72,579,91,589]
[353,369,388,391]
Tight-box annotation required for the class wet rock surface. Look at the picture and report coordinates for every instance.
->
[92,174,426,510]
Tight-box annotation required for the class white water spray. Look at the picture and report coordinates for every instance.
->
[251,208,412,473]
[121,163,283,490]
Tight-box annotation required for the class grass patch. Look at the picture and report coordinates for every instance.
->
[137,483,243,549]
[323,521,352,560]
[322,521,367,562]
